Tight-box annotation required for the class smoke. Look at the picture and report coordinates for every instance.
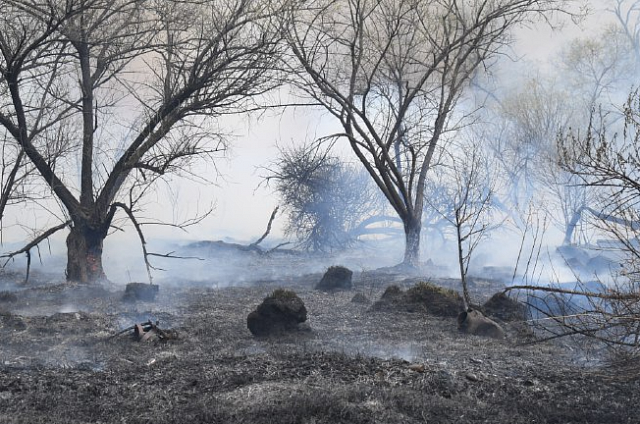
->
[0,0,636,296]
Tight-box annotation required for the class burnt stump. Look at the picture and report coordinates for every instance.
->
[123,283,159,302]
[482,292,528,322]
[372,282,464,317]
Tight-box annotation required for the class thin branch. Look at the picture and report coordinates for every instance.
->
[503,284,640,301]
[0,220,71,283]
[249,206,279,248]
[111,202,154,285]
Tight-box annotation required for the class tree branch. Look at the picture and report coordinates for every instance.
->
[1,220,71,283]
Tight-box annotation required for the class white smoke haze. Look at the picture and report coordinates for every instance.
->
[0,0,636,294]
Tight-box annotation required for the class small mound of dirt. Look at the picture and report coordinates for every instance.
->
[381,285,403,299]
[372,282,464,317]
[247,288,308,337]
[315,266,353,291]
[482,292,527,322]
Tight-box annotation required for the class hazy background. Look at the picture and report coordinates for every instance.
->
[0,0,631,285]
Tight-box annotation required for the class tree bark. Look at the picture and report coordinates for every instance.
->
[66,224,106,284]
[402,217,422,268]
[456,218,471,310]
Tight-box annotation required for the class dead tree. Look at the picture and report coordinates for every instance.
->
[285,0,570,267]
[0,0,292,283]
[611,0,640,68]
[429,141,497,309]
[559,91,640,234]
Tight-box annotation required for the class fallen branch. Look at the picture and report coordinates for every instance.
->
[249,206,279,249]
[147,251,204,261]
[503,284,640,301]
[1,220,71,284]
[266,241,292,253]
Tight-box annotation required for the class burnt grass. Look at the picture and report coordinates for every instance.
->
[0,271,639,424]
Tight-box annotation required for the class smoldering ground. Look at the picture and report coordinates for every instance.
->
[1,247,639,424]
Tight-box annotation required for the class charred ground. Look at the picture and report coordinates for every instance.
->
[0,269,638,424]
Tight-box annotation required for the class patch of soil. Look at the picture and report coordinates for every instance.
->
[0,275,638,423]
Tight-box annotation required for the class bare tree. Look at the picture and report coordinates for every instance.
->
[285,0,568,268]
[559,91,640,229]
[560,24,637,110]
[429,141,497,308]
[487,78,572,212]
[610,0,640,68]
[483,75,597,244]
[0,0,290,283]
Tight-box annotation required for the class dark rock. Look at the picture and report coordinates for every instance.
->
[122,283,159,302]
[458,309,505,339]
[247,289,307,337]
[482,292,527,322]
[315,266,353,291]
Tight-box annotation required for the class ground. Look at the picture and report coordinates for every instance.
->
[0,268,638,424]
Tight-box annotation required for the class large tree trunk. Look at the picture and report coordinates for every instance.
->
[563,206,584,246]
[66,224,106,283]
[402,217,422,267]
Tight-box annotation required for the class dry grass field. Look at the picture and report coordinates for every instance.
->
[0,266,638,424]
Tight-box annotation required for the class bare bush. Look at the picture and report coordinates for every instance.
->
[266,141,391,252]
[502,91,640,365]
